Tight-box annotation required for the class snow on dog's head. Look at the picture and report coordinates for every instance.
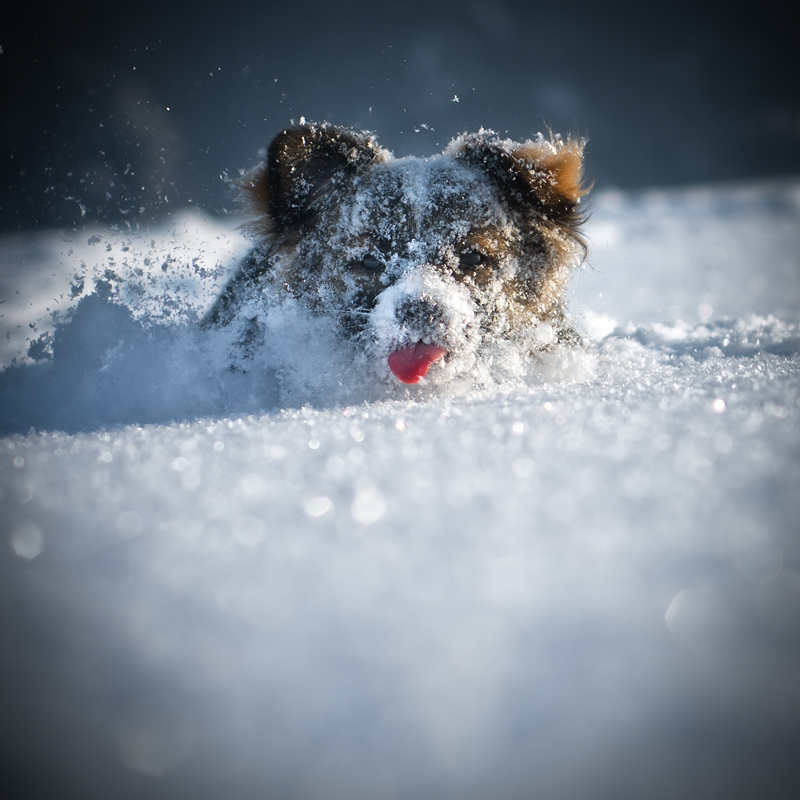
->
[210,121,589,387]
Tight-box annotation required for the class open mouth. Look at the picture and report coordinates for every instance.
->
[387,342,449,384]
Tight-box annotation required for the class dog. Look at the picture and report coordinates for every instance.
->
[208,121,588,386]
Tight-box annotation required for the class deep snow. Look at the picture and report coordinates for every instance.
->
[1,178,799,799]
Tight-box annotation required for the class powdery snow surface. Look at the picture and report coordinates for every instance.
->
[2,180,800,799]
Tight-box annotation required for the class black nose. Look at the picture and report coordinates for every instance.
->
[395,295,443,329]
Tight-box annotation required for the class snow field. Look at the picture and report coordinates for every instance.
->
[1,179,799,799]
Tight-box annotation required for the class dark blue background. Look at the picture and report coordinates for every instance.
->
[2,0,798,231]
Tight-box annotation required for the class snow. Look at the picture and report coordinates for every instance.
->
[1,179,800,799]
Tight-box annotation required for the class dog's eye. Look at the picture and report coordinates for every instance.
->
[459,250,489,270]
[357,255,385,272]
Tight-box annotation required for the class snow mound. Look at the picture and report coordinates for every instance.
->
[614,315,800,358]
[0,287,599,435]
[3,283,797,435]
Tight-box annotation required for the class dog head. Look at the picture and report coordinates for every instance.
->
[235,122,588,384]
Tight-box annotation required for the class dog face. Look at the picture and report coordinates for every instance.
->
[220,122,588,385]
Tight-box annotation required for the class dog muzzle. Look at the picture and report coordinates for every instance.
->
[367,269,478,384]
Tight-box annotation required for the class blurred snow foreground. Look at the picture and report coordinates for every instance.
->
[2,180,800,799]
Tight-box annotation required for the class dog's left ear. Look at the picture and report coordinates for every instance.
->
[239,122,389,238]
[450,131,589,229]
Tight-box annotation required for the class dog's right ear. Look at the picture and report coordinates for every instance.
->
[239,122,388,238]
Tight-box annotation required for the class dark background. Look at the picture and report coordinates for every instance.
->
[2,0,799,232]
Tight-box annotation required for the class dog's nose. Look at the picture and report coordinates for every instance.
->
[395,295,443,328]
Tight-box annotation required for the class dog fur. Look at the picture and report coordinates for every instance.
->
[209,121,588,385]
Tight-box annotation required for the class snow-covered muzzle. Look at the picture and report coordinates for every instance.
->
[365,269,481,384]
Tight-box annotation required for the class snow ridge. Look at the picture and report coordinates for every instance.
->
[1,286,796,436]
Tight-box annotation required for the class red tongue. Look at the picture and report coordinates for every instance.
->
[387,343,448,384]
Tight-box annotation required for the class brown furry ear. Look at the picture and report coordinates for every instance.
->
[451,131,589,230]
[239,122,388,238]
[514,139,588,207]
